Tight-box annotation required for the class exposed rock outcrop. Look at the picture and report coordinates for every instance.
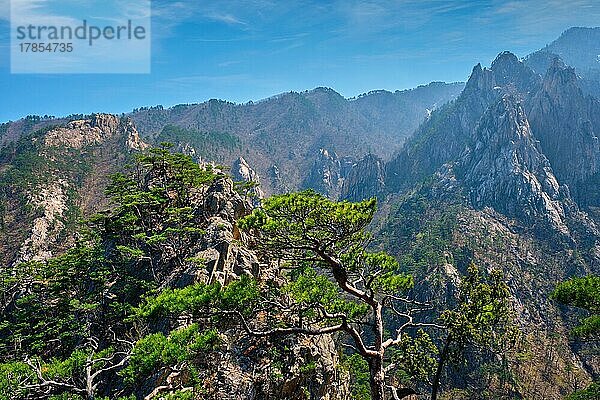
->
[4,114,149,268]
[231,157,265,204]
[341,154,386,202]
[385,53,533,192]
[149,174,348,400]
[458,95,570,234]
[527,59,600,206]
[192,177,259,286]
[13,179,70,265]
[303,148,354,198]
[44,114,147,151]
[268,164,289,194]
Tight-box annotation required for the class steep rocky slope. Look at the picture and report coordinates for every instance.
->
[385,51,540,193]
[340,154,386,202]
[153,175,348,400]
[527,60,600,206]
[2,27,599,399]
[458,95,571,235]
[0,114,146,268]
[302,149,354,198]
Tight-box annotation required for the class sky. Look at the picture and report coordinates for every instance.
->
[1,0,600,122]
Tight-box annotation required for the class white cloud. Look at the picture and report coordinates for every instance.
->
[205,12,247,26]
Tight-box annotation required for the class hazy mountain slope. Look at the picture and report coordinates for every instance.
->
[525,27,600,97]
[529,27,600,76]
[0,80,464,268]
[129,83,463,193]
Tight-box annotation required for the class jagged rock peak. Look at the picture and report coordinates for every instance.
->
[492,51,540,94]
[464,52,540,98]
[532,57,586,114]
[460,95,570,235]
[464,63,493,93]
[491,51,520,69]
[527,56,600,206]
[232,157,259,182]
[231,157,265,201]
[544,58,578,89]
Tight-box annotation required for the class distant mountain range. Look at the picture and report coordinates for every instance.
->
[128,82,464,194]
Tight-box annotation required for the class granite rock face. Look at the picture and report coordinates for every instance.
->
[527,60,600,206]
[375,51,599,231]
[44,114,147,151]
[303,148,354,198]
[231,156,265,203]
[12,178,71,266]
[385,53,532,192]
[458,96,569,234]
[361,50,600,397]
[340,154,386,202]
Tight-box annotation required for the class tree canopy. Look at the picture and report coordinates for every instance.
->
[552,275,600,338]
[552,275,600,400]
[235,190,515,400]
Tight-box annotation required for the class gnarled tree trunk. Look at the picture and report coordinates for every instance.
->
[368,356,386,400]
[431,334,452,400]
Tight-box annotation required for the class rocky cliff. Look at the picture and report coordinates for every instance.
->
[527,60,600,206]
[384,52,537,194]
[340,154,386,202]
[302,148,354,198]
[458,95,570,235]
[231,156,265,203]
[0,114,146,268]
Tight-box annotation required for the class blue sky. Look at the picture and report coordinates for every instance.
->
[1,0,600,122]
